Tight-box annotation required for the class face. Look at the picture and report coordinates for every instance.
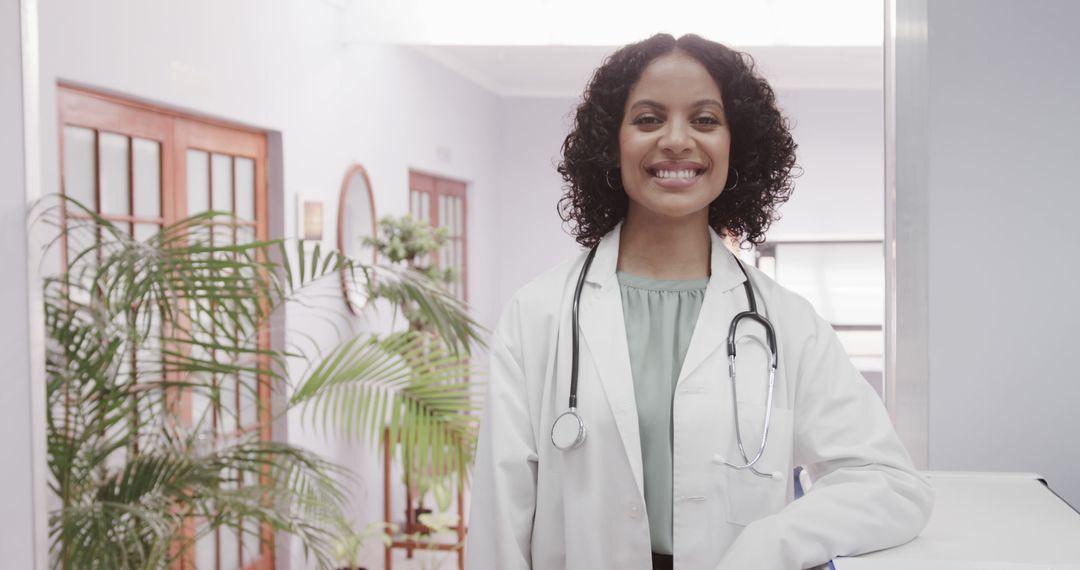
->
[618,51,732,225]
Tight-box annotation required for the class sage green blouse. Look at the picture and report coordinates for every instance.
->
[615,270,710,556]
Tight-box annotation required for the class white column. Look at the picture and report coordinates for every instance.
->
[885,0,931,470]
[0,0,47,567]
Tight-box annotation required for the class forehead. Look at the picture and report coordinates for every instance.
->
[627,52,723,106]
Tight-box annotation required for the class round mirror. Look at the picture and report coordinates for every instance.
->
[338,164,377,315]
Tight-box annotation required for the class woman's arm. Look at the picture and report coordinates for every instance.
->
[717,305,934,570]
[464,318,539,570]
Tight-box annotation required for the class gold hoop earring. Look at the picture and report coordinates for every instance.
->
[605,168,621,190]
[724,168,740,191]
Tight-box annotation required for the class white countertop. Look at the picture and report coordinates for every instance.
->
[834,472,1080,568]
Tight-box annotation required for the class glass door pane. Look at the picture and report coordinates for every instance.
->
[187,150,210,216]
[132,138,162,219]
[211,153,233,213]
[235,157,255,221]
[195,520,217,570]
[98,132,130,220]
[62,126,97,210]
[219,516,239,570]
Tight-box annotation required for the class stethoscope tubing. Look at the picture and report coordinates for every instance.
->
[569,245,597,410]
[555,243,779,479]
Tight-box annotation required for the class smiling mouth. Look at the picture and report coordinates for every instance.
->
[646,167,706,180]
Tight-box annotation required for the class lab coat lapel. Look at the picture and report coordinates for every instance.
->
[577,223,646,499]
[675,228,748,388]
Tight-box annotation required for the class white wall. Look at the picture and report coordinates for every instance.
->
[494,97,581,297]
[769,89,884,239]
[923,0,1080,507]
[493,87,885,306]
[1,0,46,567]
[36,1,501,567]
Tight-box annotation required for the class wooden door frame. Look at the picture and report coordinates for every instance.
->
[408,170,469,301]
[56,84,273,570]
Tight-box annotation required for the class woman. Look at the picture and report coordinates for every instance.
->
[465,34,933,570]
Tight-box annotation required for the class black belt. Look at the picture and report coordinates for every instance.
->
[652,552,673,570]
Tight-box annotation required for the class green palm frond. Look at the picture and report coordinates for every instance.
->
[291,330,483,479]
[37,195,486,569]
[52,429,348,570]
[52,500,179,569]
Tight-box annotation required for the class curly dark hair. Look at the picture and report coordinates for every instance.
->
[557,33,800,248]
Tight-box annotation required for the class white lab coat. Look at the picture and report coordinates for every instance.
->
[465,223,933,570]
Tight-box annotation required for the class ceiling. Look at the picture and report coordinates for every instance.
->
[408,44,883,98]
[336,0,885,97]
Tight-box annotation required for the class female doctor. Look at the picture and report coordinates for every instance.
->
[465,34,933,570]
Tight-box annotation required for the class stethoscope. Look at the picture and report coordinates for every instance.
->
[550,244,780,479]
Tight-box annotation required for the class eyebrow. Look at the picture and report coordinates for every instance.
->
[629,98,725,111]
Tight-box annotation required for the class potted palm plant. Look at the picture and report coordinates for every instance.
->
[290,214,482,537]
[39,197,484,569]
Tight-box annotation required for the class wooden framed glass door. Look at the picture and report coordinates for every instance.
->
[175,117,270,570]
[408,171,468,301]
[58,85,272,570]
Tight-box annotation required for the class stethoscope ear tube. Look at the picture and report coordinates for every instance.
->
[727,311,779,370]
[728,263,778,369]
[568,246,599,410]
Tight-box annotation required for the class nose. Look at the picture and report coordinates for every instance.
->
[659,121,693,154]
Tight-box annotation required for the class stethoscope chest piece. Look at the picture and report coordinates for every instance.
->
[551,408,586,450]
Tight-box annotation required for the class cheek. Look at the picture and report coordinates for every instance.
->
[617,135,641,166]
[715,134,733,161]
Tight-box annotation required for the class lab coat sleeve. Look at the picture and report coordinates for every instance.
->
[716,308,934,570]
[464,326,538,570]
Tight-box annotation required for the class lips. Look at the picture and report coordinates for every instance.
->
[646,161,706,177]
[647,167,705,179]
[645,161,707,188]
[648,170,704,188]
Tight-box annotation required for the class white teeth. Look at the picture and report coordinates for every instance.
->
[655,169,698,180]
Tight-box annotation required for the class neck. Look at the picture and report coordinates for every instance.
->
[617,209,711,279]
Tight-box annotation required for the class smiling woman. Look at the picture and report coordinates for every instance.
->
[465,32,932,570]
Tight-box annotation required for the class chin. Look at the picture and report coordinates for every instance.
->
[635,202,712,222]
[631,192,714,220]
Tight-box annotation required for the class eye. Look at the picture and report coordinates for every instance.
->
[631,115,661,125]
[693,116,722,126]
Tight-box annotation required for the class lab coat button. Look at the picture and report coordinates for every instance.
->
[712,454,725,464]
[628,502,643,519]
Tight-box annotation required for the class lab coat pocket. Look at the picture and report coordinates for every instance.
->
[721,406,793,527]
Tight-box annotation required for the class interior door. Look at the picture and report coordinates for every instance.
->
[58,85,272,570]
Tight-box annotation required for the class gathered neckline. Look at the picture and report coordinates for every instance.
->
[616,271,709,292]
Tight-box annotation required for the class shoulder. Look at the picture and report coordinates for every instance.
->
[488,250,586,376]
